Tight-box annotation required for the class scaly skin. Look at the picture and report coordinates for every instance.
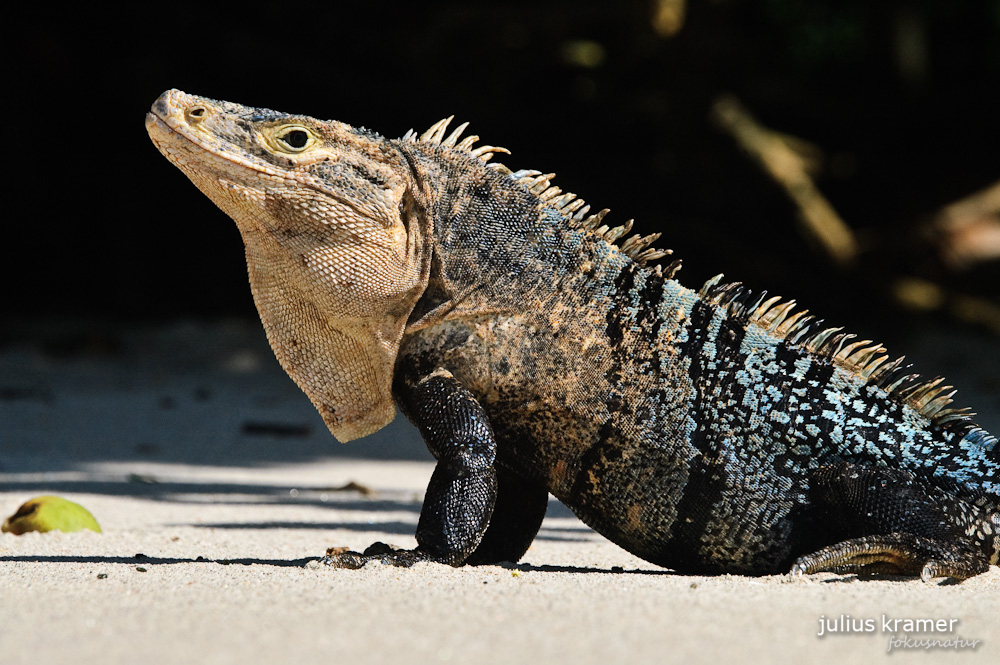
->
[147,90,999,580]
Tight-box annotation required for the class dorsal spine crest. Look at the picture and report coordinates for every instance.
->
[406,117,672,267]
[695,274,995,442]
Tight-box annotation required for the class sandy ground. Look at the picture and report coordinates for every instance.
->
[2,319,998,664]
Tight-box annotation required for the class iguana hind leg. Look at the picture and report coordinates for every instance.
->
[466,470,548,565]
[791,461,993,581]
[790,532,989,581]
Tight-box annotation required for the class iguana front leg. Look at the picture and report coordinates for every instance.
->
[324,369,499,568]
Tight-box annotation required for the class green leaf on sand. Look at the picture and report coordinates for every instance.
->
[1,495,102,534]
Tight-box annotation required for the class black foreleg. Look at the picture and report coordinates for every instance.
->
[325,368,500,568]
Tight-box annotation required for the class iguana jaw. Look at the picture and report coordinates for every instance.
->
[147,89,431,442]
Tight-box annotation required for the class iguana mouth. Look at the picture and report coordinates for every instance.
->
[147,91,375,223]
[146,97,286,179]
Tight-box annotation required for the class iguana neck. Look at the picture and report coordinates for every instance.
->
[402,143,629,330]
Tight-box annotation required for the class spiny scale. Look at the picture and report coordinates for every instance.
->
[407,115,509,163]
[701,276,995,442]
[407,117,672,267]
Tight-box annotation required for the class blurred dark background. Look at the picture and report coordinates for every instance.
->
[5,0,998,337]
[2,1,998,469]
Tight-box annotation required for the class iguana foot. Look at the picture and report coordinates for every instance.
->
[321,542,438,569]
[789,532,989,582]
[320,543,436,570]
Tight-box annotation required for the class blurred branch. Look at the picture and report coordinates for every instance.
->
[927,181,1000,271]
[710,95,998,333]
[711,94,859,266]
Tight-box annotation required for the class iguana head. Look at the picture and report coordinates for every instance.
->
[146,89,431,442]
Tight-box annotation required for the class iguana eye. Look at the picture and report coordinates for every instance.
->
[277,128,312,152]
[283,130,309,148]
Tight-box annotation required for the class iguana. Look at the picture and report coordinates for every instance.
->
[146,89,999,581]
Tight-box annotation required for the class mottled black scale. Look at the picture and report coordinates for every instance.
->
[656,299,759,572]
[554,264,696,563]
[811,463,965,542]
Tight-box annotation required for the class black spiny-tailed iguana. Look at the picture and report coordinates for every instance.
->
[146,89,999,581]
